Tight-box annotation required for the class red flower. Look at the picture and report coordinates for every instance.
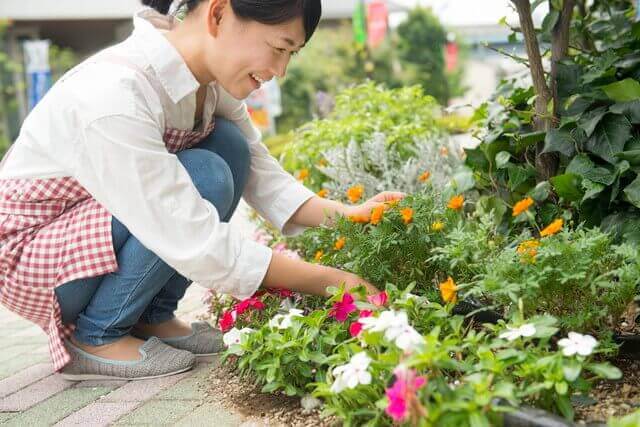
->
[329,293,358,323]
[349,310,374,337]
[234,297,265,315]
[219,310,236,332]
[367,291,388,307]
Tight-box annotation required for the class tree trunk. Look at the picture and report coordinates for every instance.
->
[512,0,558,180]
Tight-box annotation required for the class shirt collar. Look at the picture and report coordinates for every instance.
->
[132,8,200,103]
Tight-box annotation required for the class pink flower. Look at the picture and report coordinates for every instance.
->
[329,293,358,323]
[267,288,295,298]
[219,310,237,333]
[385,366,427,422]
[234,297,265,315]
[349,310,374,337]
[252,229,273,245]
[367,291,388,307]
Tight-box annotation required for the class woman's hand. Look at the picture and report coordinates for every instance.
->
[345,191,407,220]
[338,271,380,296]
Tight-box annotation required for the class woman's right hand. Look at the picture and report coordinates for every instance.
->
[262,251,380,297]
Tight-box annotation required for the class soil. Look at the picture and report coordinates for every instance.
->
[203,360,339,427]
[574,358,640,425]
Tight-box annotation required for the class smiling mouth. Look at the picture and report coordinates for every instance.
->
[250,73,266,86]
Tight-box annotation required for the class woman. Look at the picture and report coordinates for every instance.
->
[0,0,404,381]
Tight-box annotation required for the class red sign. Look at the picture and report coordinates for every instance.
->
[445,42,459,72]
[367,0,388,49]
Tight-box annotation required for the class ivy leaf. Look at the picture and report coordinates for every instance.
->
[600,78,640,102]
[623,174,640,208]
[550,173,583,202]
[543,127,577,156]
[578,106,607,137]
[495,151,511,169]
[581,179,605,201]
[609,100,640,124]
[585,114,632,164]
[566,154,615,185]
[507,165,535,191]
[614,150,640,166]
[541,10,560,37]
[528,181,551,202]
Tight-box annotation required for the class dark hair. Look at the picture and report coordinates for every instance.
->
[141,0,322,42]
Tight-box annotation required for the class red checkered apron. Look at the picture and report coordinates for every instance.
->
[0,56,215,371]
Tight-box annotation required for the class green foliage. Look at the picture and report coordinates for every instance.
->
[281,82,442,183]
[465,1,640,242]
[608,409,640,427]
[396,7,449,105]
[465,227,640,338]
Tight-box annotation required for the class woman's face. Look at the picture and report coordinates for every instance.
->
[205,2,306,99]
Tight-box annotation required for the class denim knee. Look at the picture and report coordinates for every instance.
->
[176,148,234,219]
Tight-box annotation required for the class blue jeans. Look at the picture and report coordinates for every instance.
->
[55,118,250,346]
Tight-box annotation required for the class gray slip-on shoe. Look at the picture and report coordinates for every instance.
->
[60,336,196,381]
[133,321,224,357]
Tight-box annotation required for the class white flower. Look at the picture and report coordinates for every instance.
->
[558,332,598,357]
[222,327,254,354]
[359,310,423,353]
[268,308,304,330]
[499,323,537,341]
[330,352,372,393]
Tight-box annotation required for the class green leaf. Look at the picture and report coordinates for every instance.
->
[623,174,640,208]
[507,165,534,191]
[562,362,582,382]
[578,107,607,137]
[555,381,568,395]
[582,179,605,202]
[529,181,551,202]
[516,130,546,152]
[448,167,476,193]
[495,151,511,169]
[556,394,575,420]
[587,363,622,379]
[566,154,615,185]
[476,195,508,224]
[586,114,632,164]
[543,127,577,156]
[541,10,560,36]
[550,173,583,202]
[601,78,640,102]
[610,100,640,124]
[615,150,640,166]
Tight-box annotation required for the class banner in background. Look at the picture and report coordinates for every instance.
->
[23,40,51,111]
[367,0,388,48]
[353,0,367,45]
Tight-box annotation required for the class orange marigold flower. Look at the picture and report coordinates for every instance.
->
[431,221,445,232]
[334,237,346,250]
[317,158,328,167]
[540,219,563,237]
[314,250,324,261]
[447,195,464,211]
[512,197,534,217]
[349,214,370,224]
[317,189,328,198]
[346,185,364,203]
[517,239,539,262]
[370,205,385,225]
[418,171,431,182]
[297,169,309,181]
[439,276,457,304]
[401,208,413,224]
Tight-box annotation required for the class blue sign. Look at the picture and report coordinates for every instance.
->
[23,40,51,111]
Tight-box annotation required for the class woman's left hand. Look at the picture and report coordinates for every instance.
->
[345,191,407,219]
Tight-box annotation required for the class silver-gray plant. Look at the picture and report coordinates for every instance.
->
[316,132,461,201]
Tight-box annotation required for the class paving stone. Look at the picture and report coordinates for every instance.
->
[54,401,141,427]
[0,344,48,364]
[114,399,202,425]
[101,370,193,402]
[173,401,244,427]
[0,413,18,423]
[0,373,74,411]
[3,386,113,426]
[0,363,54,398]
[0,353,52,381]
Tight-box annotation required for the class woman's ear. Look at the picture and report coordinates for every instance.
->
[206,0,228,37]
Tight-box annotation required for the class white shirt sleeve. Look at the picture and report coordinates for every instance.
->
[73,110,272,300]
[214,87,316,236]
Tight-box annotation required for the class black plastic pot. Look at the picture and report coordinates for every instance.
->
[452,299,503,324]
[613,334,640,359]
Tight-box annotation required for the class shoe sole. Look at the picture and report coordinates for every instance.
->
[60,364,194,381]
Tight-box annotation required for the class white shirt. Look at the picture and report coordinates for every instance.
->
[0,8,315,299]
